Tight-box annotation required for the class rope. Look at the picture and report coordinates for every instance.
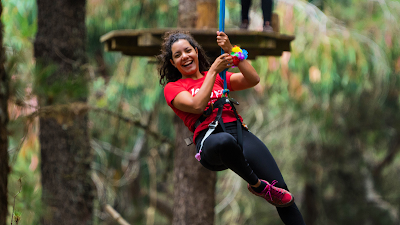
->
[219,0,229,97]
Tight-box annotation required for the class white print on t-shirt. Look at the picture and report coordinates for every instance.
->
[191,88,200,96]
[190,88,223,99]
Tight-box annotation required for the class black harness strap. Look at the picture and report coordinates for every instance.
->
[230,103,243,149]
[186,97,244,152]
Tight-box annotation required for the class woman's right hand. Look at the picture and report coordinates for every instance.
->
[209,53,233,74]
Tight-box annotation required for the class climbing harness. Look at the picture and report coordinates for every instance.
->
[193,97,244,161]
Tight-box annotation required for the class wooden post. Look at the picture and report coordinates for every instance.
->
[196,0,217,29]
[271,13,280,33]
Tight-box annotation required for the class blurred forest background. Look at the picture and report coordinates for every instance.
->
[2,0,400,224]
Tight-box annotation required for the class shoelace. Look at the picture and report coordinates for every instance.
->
[264,180,284,202]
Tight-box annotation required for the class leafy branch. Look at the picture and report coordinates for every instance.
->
[11,178,22,225]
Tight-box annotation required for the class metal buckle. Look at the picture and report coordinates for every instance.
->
[208,121,218,129]
[184,137,193,146]
[229,97,239,105]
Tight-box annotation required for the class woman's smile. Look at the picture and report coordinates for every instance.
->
[182,60,193,67]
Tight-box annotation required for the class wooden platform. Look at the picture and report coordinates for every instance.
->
[100,28,295,60]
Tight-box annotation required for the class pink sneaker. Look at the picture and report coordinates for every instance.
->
[247,180,294,207]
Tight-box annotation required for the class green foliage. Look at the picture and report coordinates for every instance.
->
[8,151,42,225]
[33,61,89,104]
[13,211,21,222]
[3,0,37,100]
[2,0,37,51]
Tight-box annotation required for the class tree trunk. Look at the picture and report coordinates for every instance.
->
[0,2,10,225]
[303,183,317,225]
[34,1,94,224]
[178,0,198,28]
[173,1,218,224]
[173,117,216,225]
[303,143,318,225]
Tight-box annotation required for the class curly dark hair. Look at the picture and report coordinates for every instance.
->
[157,31,210,86]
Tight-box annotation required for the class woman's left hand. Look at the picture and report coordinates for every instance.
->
[217,31,233,53]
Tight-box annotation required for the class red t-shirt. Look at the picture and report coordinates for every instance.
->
[164,71,243,142]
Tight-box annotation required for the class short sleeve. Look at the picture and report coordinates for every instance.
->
[164,82,187,107]
[226,72,233,91]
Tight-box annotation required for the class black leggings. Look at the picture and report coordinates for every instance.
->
[195,122,305,225]
[241,0,273,23]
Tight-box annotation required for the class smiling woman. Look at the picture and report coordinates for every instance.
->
[157,30,306,224]
[170,39,202,78]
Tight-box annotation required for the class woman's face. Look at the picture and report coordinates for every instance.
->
[170,39,199,77]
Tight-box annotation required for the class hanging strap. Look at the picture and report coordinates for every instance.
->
[198,99,227,152]
[230,103,243,149]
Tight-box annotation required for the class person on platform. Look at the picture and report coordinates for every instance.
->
[240,0,274,32]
